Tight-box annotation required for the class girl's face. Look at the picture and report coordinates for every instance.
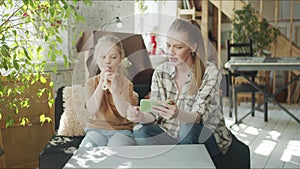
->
[166,32,194,67]
[97,41,122,73]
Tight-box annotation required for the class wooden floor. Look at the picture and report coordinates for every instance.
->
[223,99,300,169]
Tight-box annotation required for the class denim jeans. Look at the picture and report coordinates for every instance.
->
[133,123,221,157]
[79,128,136,147]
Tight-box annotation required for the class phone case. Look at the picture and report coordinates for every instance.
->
[140,99,159,113]
[140,99,151,112]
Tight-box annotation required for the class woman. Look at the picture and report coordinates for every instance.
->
[80,35,137,147]
[127,19,232,157]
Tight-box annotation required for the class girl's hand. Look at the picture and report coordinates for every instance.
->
[100,67,112,90]
[127,105,144,122]
[152,99,178,120]
[100,68,117,92]
[100,66,111,79]
[108,73,123,94]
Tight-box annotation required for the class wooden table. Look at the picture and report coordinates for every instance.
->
[64,144,216,168]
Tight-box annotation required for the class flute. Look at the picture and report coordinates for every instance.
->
[102,72,109,90]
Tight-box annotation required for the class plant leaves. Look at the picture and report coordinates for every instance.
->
[1,0,92,128]
[40,75,47,84]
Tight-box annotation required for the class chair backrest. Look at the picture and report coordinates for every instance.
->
[227,39,253,61]
[226,39,257,81]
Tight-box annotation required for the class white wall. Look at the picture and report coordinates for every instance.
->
[69,1,135,60]
[157,1,178,50]
[134,1,178,53]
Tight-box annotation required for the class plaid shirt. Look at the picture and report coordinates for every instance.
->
[150,62,232,154]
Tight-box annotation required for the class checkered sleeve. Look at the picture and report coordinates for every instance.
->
[192,63,222,126]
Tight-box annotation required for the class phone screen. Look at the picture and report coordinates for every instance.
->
[140,99,159,113]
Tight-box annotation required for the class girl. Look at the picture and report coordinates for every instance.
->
[80,35,137,147]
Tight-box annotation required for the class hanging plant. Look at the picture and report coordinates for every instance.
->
[0,0,92,127]
[136,0,148,14]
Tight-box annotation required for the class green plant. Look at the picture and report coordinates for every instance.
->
[136,0,148,14]
[0,0,91,127]
[228,4,280,56]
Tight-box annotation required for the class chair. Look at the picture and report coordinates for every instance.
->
[226,39,268,124]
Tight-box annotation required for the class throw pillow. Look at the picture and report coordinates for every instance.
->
[57,86,88,136]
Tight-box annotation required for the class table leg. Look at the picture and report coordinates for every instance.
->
[233,73,300,125]
[272,99,300,123]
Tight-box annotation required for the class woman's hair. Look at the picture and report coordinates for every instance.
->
[167,18,206,89]
[188,19,201,30]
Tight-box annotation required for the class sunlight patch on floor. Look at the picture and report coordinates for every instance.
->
[266,130,281,140]
[254,140,276,156]
[244,126,261,135]
[231,123,248,131]
[281,140,300,162]
[238,133,248,138]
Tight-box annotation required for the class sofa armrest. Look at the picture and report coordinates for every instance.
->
[55,86,65,131]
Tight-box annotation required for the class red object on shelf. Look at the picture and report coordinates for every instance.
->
[150,35,157,55]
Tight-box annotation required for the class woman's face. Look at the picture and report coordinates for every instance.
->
[166,32,194,67]
[97,41,122,73]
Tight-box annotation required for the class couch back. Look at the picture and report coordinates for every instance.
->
[76,31,152,80]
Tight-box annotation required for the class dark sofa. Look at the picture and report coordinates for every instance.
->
[39,85,250,169]
[39,76,154,169]
[39,86,84,169]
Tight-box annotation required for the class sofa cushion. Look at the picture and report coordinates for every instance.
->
[57,86,88,136]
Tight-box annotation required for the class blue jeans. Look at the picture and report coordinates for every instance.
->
[79,128,136,147]
[133,123,221,157]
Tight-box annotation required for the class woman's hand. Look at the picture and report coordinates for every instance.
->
[152,99,179,120]
[127,105,144,123]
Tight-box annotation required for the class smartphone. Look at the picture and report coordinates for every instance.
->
[140,99,160,113]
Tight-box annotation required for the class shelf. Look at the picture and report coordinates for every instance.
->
[178,7,201,20]
[178,8,195,15]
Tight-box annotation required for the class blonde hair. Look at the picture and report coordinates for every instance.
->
[167,19,206,90]
[188,19,201,30]
[93,35,125,64]
[91,35,126,76]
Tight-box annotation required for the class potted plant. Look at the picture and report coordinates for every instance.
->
[227,3,281,104]
[0,0,91,127]
[228,4,280,56]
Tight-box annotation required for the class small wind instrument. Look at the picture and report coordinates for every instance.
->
[102,72,109,90]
